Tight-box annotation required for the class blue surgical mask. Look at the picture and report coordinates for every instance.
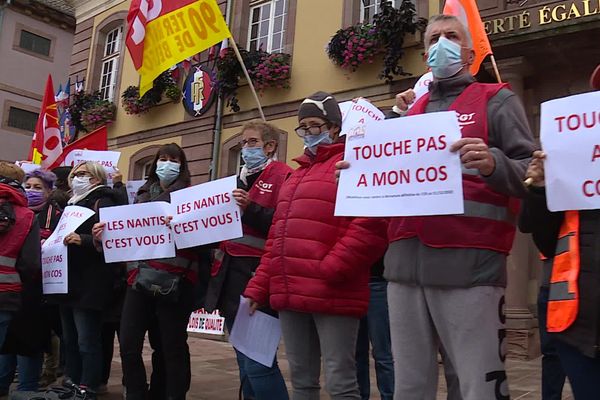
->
[241,147,269,170]
[427,36,464,79]
[156,160,180,184]
[304,131,333,154]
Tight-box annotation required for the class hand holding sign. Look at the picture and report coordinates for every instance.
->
[524,151,546,188]
[450,137,496,177]
[170,176,243,249]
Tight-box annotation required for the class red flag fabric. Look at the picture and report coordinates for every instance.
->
[47,125,108,170]
[125,0,197,70]
[28,75,63,168]
[443,0,492,75]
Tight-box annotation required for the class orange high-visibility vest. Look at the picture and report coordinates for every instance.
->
[547,210,580,332]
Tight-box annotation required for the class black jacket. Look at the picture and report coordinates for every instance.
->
[520,188,600,358]
[50,186,120,310]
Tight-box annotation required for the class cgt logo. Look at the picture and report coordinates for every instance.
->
[255,180,273,194]
[456,112,476,130]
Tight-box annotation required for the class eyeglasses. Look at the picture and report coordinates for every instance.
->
[294,123,329,137]
[72,171,91,178]
[239,138,261,147]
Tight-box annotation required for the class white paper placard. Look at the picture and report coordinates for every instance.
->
[339,98,385,137]
[99,202,175,263]
[541,91,600,211]
[335,111,464,217]
[64,150,121,183]
[41,206,95,294]
[170,176,243,249]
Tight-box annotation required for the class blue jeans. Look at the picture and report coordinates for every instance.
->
[555,340,600,400]
[0,312,12,349]
[60,306,103,390]
[356,279,394,400]
[538,286,566,400]
[225,318,289,400]
[0,353,43,392]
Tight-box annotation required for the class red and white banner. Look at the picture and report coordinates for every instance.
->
[29,75,63,169]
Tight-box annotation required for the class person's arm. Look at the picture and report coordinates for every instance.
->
[79,196,117,250]
[16,219,41,283]
[320,216,389,283]
[242,238,273,306]
[519,188,563,258]
[482,89,536,198]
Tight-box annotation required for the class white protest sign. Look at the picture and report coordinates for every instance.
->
[41,206,95,294]
[15,161,40,174]
[170,176,243,249]
[99,202,175,263]
[541,91,600,211]
[408,71,433,110]
[339,98,384,137]
[125,180,146,204]
[187,308,225,335]
[335,111,464,217]
[64,150,121,181]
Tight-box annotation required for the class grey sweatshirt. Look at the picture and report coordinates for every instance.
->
[383,73,536,288]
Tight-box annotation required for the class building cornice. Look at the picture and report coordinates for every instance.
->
[67,0,126,24]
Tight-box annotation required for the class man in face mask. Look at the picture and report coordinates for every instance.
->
[374,15,536,400]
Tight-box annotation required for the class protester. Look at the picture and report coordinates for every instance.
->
[519,65,600,400]
[338,14,535,399]
[50,166,72,210]
[205,120,292,400]
[243,92,388,400]
[355,258,394,400]
[93,143,211,400]
[49,161,120,400]
[0,163,42,396]
[23,169,63,241]
[0,168,62,395]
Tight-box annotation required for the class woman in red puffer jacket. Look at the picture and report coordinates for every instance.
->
[244,91,388,400]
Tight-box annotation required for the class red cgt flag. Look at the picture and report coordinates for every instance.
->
[125,0,197,70]
[47,125,108,170]
[29,75,63,168]
[443,0,492,76]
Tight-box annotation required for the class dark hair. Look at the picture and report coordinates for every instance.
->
[52,166,73,192]
[147,143,191,185]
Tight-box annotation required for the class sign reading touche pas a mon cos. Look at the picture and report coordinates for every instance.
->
[483,0,600,36]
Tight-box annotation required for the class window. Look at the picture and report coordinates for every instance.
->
[99,26,123,101]
[19,30,51,56]
[7,107,38,133]
[360,0,398,23]
[248,0,287,53]
[142,160,153,180]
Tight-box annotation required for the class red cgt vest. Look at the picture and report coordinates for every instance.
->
[0,186,34,293]
[223,161,292,258]
[388,82,518,254]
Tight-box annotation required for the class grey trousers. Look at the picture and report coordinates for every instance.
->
[388,283,509,400]
[279,310,361,400]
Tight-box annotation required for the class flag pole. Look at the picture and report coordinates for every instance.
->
[490,55,502,83]
[228,36,267,121]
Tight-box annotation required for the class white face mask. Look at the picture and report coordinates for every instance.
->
[71,176,93,196]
